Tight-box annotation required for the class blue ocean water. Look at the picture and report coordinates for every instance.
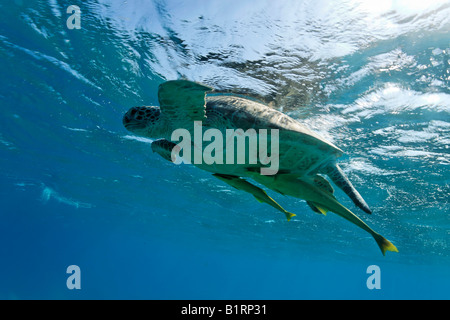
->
[1,0,449,300]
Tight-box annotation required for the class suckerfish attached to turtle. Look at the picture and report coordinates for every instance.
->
[212,173,297,222]
[123,80,398,255]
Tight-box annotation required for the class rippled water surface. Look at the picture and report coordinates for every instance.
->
[0,0,449,299]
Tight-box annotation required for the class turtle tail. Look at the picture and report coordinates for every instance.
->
[323,163,372,214]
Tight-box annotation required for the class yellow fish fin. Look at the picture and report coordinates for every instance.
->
[307,201,328,216]
[316,206,328,216]
[373,233,399,256]
[285,211,296,221]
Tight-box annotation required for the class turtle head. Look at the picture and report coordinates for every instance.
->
[123,106,165,138]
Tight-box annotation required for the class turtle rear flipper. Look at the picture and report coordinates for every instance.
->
[323,163,372,214]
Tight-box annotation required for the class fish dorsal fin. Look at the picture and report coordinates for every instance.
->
[253,196,265,203]
[307,201,328,216]
[158,80,213,124]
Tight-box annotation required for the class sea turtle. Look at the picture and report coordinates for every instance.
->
[123,80,398,255]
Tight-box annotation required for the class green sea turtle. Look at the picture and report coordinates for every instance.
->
[123,80,398,255]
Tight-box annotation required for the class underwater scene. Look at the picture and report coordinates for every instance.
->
[0,0,449,300]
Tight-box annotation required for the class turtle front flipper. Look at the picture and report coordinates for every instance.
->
[151,139,177,163]
[323,163,372,214]
[213,173,296,221]
[158,80,213,127]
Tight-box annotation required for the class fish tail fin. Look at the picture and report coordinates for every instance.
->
[253,196,264,203]
[373,233,399,256]
[285,211,296,221]
[255,196,296,221]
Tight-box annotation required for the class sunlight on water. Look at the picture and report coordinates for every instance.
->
[359,0,449,14]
